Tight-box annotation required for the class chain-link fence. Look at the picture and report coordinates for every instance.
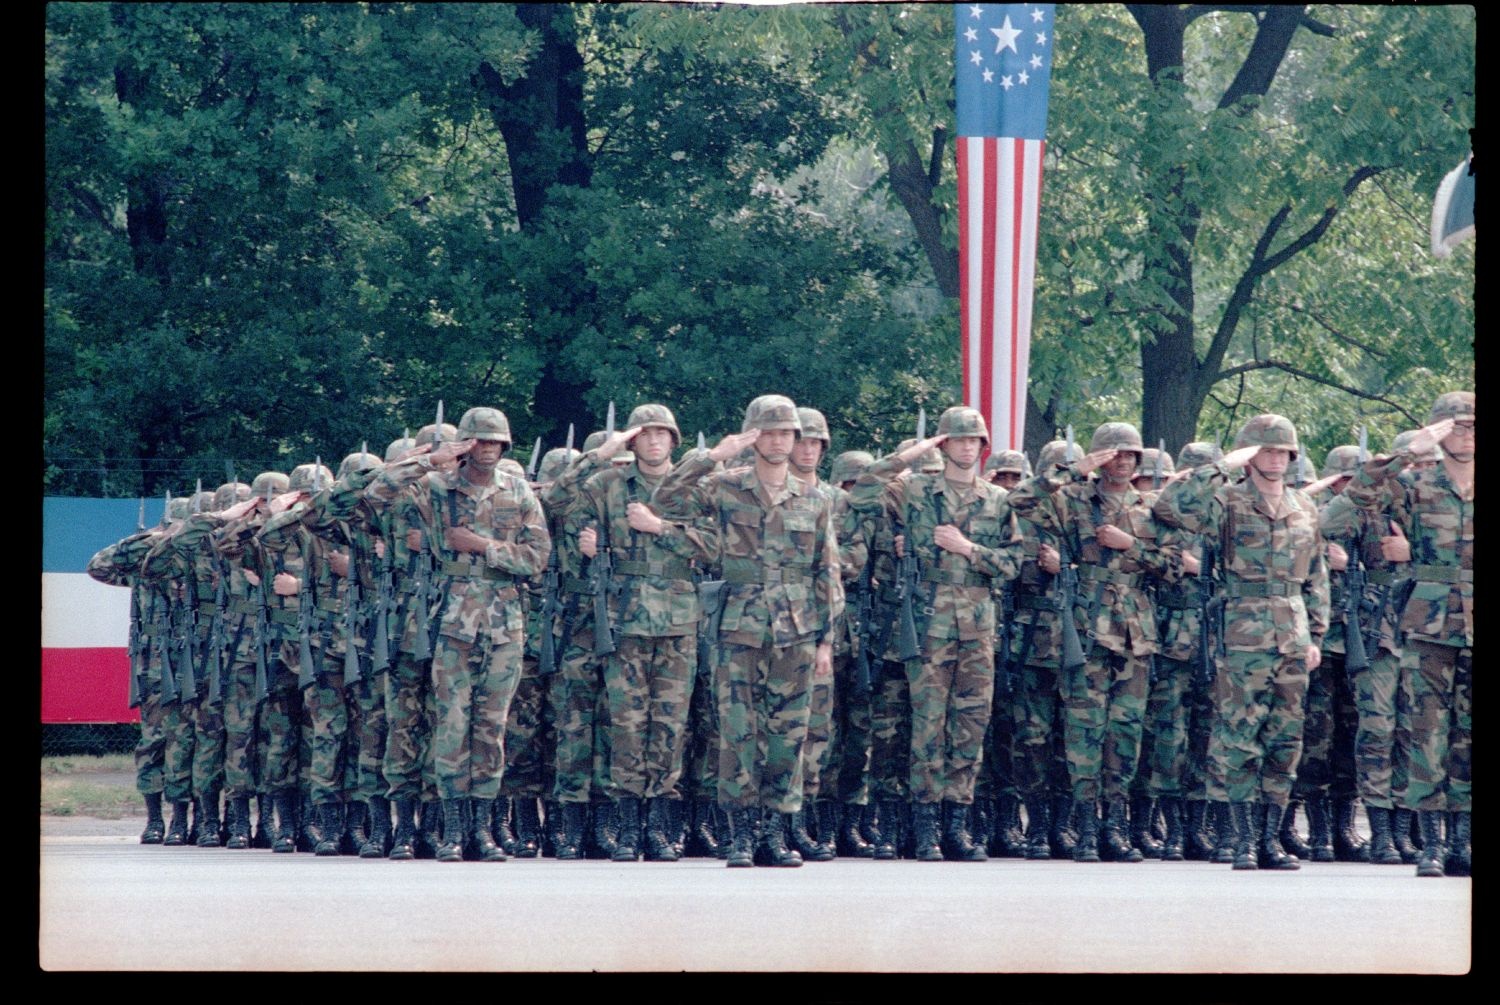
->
[42,724,141,758]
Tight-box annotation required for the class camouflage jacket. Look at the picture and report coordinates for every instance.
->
[365,456,551,646]
[656,450,841,648]
[807,479,868,656]
[258,503,353,656]
[850,454,1021,644]
[143,513,266,665]
[1154,464,1330,654]
[1009,465,1177,658]
[1152,522,1210,662]
[1342,456,1473,649]
[87,531,161,669]
[1320,491,1406,656]
[567,460,714,639]
[300,485,389,659]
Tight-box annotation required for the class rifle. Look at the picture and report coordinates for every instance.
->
[995,583,1017,702]
[174,579,201,701]
[370,536,393,675]
[413,399,448,661]
[537,541,563,675]
[894,407,928,662]
[696,575,729,683]
[591,401,619,658]
[526,436,543,481]
[1196,537,1223,690]
[253,571,271,703]
[296,559,317,691]
[343,574,364,685]
[1153,439,1165,491]
[153,585,180,706]
[126,587,145,710]
[205,548,227,703]
[1056,425,1087,672]
[849,552,875,697]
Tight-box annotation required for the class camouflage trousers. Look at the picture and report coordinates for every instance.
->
[1009,662,1069,798]
[1207,648,1309,806]
[716,638,816,812]
[1134,657,1192,798]
[431,631,523,801]
[976,702,1016,802]
[163,697,196,802]
[220,658,259,797]
[500,655,554,798]
[548,613,612,804]
[1292,653,1359,801]
[1060,645,1148,804]
[800,671,835,800]
[869,660,912,800]
[679,657,720,800]
[832,653,874,805]
[133,663,167,795]
[1183,669,1217,802]
[604,634,696,799]
[301,648,350,803]
[257,656,303,792]
[906,636,995,805]
[189,692,226,798]
[1353,648,1413,809]
[383,649,435,801]
[349,669,387,801]
[1402,641,1471,813]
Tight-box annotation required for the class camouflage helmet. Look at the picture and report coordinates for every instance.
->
[898,438,945,474]
[1090,422,1144,456]
[212,481,252,511]
[1320,445,1362,479]
[337,450,383,480]
[626,403,681,446]
[1428,390,1475,424]
[1233,413,1299,459]
[1176,441,1223,470]
[288,462,335,494]
[384,436,417,462]
[796,407,831,446]
[497,458,526,478]
[189,490,217,515]
[166,496,192,524]
[416,423,459,447]
[1135,448,1175,480]
[1037,439,1084,471]
[935,406,990,448]
[457,407,511,445]
[984,449,1030,477]
[582,430,608,453]
[1392,429,1443,465]
[250,471,289,498]
[741,394,802,435]
[538,447,581,483]
[830,450,875,485]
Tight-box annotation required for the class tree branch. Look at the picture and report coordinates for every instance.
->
[1271,298,1389,358]
[1216,359,1422,423]
[927,127,946,190]
[1258,166,1381,273]
[1219,5,1304,109]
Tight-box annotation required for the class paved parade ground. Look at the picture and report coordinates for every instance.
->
[39,815,1470,973]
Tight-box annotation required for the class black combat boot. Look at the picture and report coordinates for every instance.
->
[361,797,391,858]
[909,801,943,862]
[1230,802,1258,870]
[435,799,465,862]
[995,793,1027,858]
[839,803,875,858]
[194,790,222,847]
[1257,802,1300,870]
[757,809,803,867]
[414,800,442,859]
[1415,810,1446,878]
[811,800,839,859]
[941,801,988,862]
[589,800,619,859]
[788,807,820,860]
[272,789,299,854]
[1023,796,1052,859]
[868,801,897,860]
[1050,793,1078,858]
[297,794,319,853]
[612,797,642,861]
[252,793,274,849]
[1159,797,1186,861]
[1184,800,1215,861]
[342,801,368,856]
[314,802,342,856]
[512,798,541,858]
[1129,795,1163,859]
[682,797,717,857]
[468,798,506,862]
[554,802,586,860]
[1444,811,1470,877]
[644,798,682,861]
[1392,808,1420,864]
[667,796,687,857]
[542,800,564,857]
[725,806,755,868]
[492,797,519,856]
[389,798,418,860]
[141,793,165,844]
[1210,802,1235,864]
[164,799,191,846]
[1073,800,1101,863]
[225,795,252,850]
[1103,799,1143,862]
[1333,797,1370,861]
[186,800,200,846]
[1305,796,1336,862]
[1278,799,1313,860]
[1365,806,1403,865]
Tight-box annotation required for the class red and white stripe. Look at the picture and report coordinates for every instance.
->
[958,135,1046,453]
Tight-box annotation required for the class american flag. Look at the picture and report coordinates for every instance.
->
[955,3,1055,453]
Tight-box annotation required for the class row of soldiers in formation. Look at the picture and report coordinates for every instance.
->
[86,389,1473,876]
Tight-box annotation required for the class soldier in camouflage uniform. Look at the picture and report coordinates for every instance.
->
[1009,422,1178,863]
[569,404,715,861]
[361,407,551,862]
[1155,414,1330,871]
[1341,392,1473,877]
[851,408,1022,862]
[656,395,842,868]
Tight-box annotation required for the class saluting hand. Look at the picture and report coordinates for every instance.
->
[1406,419,1455,458]
[708,429,761,464]
[1075,448,1118,477]
[1219,445,1262,470]
[597,426,644,461]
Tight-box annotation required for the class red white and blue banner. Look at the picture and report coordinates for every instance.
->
[955,3,1055,452]
[42,497,164,723]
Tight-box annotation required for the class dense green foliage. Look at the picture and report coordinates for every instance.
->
[45,4,1472,495]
